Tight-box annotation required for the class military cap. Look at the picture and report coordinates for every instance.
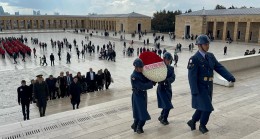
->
[196,34,210,45]
[163,52,173,60]
[133,58,144,67]
[36,74,43,78]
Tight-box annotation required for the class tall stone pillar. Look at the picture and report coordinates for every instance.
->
[24,20,27,29]
[3,20,6,29]
[10,20,13,29]
[222,21,227,41]
[258,27,260,44]
[17,20,20,29]
[213,21,217,39]
[245,22,251,42]
[42,20,48,29]
[233,22,238,42]
[37,20,40,29]
[29,20,32,29]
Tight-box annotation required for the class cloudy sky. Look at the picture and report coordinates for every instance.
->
[0,0,259,16]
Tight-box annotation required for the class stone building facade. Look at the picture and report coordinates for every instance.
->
[175,8,260,44]
[0,12,151,33]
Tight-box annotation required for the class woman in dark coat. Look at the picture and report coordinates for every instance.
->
[104,68,111,89]
[96,69,104,91]
[69,77,82,110]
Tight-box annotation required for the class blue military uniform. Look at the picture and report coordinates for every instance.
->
[131,58,153,134]
[157,64,175,123]
[156,52,176,125]
[131,71,153,121]
[187,50,235,132]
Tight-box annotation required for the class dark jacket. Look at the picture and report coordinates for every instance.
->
[70,82,81,103]
[50,54,55,60]
[33,81,49,107]
[86,72,96,82]
[46,78,57,90]
[17,85,32,104]
[96,74,104,86]
[131,70,153,121]
[188,51,235,112]
[104,71,111,82]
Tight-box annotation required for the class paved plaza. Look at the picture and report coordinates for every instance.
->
[0,30,260,138]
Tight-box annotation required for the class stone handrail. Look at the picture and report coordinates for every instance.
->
[213,54,260,87]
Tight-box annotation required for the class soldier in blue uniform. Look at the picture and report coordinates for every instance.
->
[187,35,236,134]
[157,52,176,125]
[130,58,154,134]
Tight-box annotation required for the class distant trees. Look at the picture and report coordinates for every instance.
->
[215,4,226,9]
[151,9,182,32]
[216,4,254,10]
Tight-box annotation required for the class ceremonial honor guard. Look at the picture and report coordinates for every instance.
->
[187,35,236,134]
[130,58,154,134]
[157,52,176,125]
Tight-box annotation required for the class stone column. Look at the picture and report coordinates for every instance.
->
[24,20,27,29]
[37,20,40,29]
[233,22,238,42]
[43,20,46,29]
[222,21,227,41]
[3,20,6,29]
[10,20,13,29]
[258,27,260,44]
[17,20,20,29]
[245,22,251,42]
[213,21,217,39]
[29,20,32,29]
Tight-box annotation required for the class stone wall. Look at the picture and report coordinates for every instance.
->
[0,15,151,34]
[176,14,260,44]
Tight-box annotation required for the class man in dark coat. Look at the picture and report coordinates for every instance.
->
[57,72,67,98]
[50,53,55,66]
[69,77,82,110]
[17,80,32,120]
[45,75,56,99]
[130,58,154,134]
[66,52,71,64]
[86,68,96,92]
[33,75,49,117]
[157,52,175,125]
[187,35,236,134]
[224,46,227,55]
[65,71,73,97]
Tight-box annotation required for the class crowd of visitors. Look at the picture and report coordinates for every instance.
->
[17,68,112,120]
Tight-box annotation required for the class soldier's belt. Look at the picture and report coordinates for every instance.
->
[204,77,213,81]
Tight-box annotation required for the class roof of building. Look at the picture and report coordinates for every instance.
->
[181,8,260,16]
[0,12,150,18]
[87,12,150,18]
[0,15,87,18]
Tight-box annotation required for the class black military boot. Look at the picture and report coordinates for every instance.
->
[199,125,209,134]
[187,119,196,130]
[136,127,144,134]
[160,118,169,125]
[131,123,137,132]
[158,115,162,122]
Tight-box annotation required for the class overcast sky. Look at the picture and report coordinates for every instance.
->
[0,0,259,16]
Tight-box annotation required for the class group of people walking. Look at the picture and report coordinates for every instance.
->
[130,34,236,134]
[17,68,112,120]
